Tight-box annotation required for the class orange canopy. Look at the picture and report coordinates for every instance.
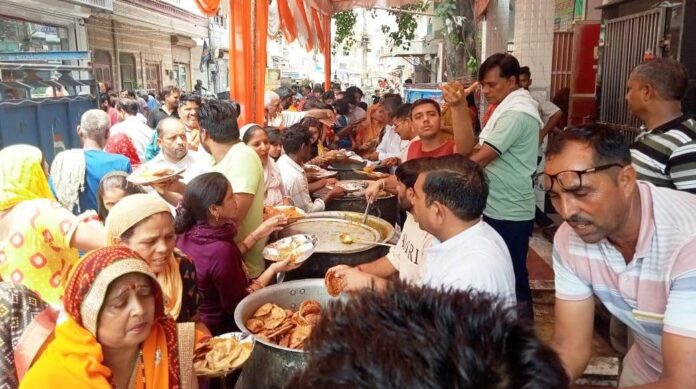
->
[193,0,457,124]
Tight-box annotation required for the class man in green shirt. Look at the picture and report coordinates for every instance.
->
[198,100,268,278]
[446,53,543,319]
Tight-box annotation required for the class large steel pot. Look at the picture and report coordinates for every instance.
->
[329,164,390,181]
[276,218,390,281]
[327,195,398,226]
[234,279,336,389]
[304,211,395,243]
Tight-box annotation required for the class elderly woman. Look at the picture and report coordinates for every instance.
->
[96,171,145,219]
[175,172,299,336]
[105,194,200,322]
[241,124,293,207]
[21,246,198,388]
[0,144,105,306]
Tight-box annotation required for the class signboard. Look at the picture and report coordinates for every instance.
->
[266,68,281,91]
[0,51,91,62]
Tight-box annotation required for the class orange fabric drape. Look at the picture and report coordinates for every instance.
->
[323,13,331,91]
[194,0,221,16]
[229,0,268,125]
[311,8,325,53]
[277,0,298,43]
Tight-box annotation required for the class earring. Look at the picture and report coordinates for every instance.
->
[215,213,220,222]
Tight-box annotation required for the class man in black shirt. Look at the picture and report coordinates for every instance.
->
[147,85,181,129]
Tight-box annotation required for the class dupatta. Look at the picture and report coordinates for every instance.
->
[19,246,193,388]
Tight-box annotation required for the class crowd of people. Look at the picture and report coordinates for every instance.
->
[0,52,694,388]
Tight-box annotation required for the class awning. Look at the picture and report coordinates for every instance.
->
[192,0,487,125]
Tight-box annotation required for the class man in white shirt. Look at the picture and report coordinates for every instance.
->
[411,154,516,306]
[277,124,344,212]
[328,157,434,290]
[267,89,338,130]
[373,95,409,167]
[111,98,155,161]
[147,117,210,184]
[394,103,416,163]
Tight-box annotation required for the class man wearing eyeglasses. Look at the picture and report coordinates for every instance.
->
[627,58,696,193]
[541,126,696,388]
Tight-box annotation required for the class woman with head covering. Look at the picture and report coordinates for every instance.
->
[241,125,293,207]
[355,103,388,155]
[104,132,142,168]
[21,246,197,389]
[175,172,297,336]
[105,194,200,322]
[0,145,105,306]
[96,172,145,220]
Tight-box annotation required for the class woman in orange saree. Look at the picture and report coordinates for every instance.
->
[21,246,197,389]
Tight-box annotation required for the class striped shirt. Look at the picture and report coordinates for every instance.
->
[630,116,696,193]
[553,182,696,384]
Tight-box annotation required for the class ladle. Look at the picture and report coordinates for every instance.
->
[338,233,395,248]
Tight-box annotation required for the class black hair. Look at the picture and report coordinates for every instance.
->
[178,93,201,109]
[358,102,368,111]
[276,86,294,100]
[545,125,631,166]
[282,124,311,155]
[345,86,364,105]
[333,99,350,116]
[312,85,324,94]
[380,94,403,118]
[478,53,521,83]
[242,124,265,144]
[102,92,117,108]
[520,66,532,79]
[287,281,569,389]
[158,85,181,101]
[422,155,488,221]
[265,127,282,145]
[404,78,413,84]
[97,173,145,219]
[116,98,139,116]
[395,157,432,189]
[302,85,312,93]
[395,103,412,120]
[410,98,441,118]
[321,90,335,102]
[303,97,331,111]
[197,99,240,143]
[175,172,230,234]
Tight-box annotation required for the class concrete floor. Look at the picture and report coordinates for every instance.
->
[528,229,620,388]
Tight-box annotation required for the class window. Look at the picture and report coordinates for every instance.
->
[0,16,69,53]
[173,63,189,91]
[119,53,137,91]
[93,50,112,87]
[144,62,161,92]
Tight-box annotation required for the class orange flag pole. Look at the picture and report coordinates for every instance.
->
[323,13,331,91]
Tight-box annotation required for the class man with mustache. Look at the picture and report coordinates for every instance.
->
[541,126,696,388]
[147,117,210,184]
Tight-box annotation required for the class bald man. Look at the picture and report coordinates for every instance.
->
[147,117,211,184]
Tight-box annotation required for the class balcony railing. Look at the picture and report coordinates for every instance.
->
[71,0,114,11]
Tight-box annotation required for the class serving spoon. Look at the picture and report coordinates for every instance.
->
[338,233,395,248]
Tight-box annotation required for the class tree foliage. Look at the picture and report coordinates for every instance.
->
[331,0,479,78]
[333,10,357,56]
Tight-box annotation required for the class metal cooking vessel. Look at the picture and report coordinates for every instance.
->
[304,211,395,243]
[233,279,337,388]
[329,163,390,181]
[276,218,390,281]
[327,194,398,226]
